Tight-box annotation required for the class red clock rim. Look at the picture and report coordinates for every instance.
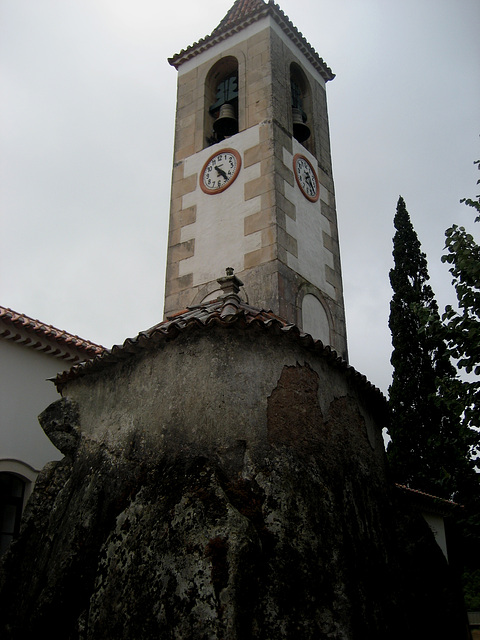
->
[293,153,320,203]
[200,148,242,194]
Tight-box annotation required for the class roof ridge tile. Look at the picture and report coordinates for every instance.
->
[53,299,385,407]
[211,0,267,35]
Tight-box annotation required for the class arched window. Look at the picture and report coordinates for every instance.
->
[205,57,239,147]
[290,63,313,152]
[302,294,330,344]
[0,473,27,555]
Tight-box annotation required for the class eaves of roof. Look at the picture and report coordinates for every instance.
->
[54,295,386,413]
[168,0,334,82]
[395,484,459,516]
[0,306,105,363]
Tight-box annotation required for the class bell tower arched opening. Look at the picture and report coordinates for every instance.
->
[290,62,314,154]
[205,56,239,147]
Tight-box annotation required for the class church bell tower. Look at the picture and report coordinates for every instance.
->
[164,0,348,359]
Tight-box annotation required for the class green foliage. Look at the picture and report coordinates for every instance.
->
[441,160,480,451]
[388,168,480,611]
[387,197,467,500]
[463,569,480,611]
[440,162,480,609]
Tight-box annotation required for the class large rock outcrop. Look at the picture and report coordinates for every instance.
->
[0,302,468,639]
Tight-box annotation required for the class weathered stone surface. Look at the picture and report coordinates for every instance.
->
[39,397,82,456]
[0,327,468,639]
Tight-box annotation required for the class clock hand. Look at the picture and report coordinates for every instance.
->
[215,166,228,180]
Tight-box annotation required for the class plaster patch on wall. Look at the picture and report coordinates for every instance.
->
[267,362,324,454]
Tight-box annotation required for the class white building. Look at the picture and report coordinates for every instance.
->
[0,306,104,553]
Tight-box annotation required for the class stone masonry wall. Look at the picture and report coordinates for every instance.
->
[0,326,467,639]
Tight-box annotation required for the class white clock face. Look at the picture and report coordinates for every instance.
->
[200,148,241,194]
[293,154,319,202]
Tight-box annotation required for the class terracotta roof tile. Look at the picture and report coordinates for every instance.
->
[395,484,459,515]
[169,0,334,82]
[0,305,105,362]
[211,0,267,34]
[54,295,385,408]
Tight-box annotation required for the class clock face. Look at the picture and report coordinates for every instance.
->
[293,154,319,202]
[200,148,241,194]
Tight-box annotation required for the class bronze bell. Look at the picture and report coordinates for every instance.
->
[292,107,310,143]
[213,103,238,139]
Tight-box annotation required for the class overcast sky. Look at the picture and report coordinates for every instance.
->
[1,0,479,395]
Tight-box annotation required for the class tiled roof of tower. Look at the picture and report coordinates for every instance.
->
[0,305,105,362]
[211,0,267,34]
[168,0,334,82]
[53,294,385,410]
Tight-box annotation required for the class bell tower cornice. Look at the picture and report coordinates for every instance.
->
[168,0,334,82]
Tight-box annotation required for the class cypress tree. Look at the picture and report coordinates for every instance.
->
[387,197,466,499]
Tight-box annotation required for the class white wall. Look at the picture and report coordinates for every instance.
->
[284,140,336,301]
[423,512,449,560]
[0,339,63,472]
[180,126,263,286]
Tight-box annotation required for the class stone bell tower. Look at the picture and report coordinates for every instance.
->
[164,0,347,360]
